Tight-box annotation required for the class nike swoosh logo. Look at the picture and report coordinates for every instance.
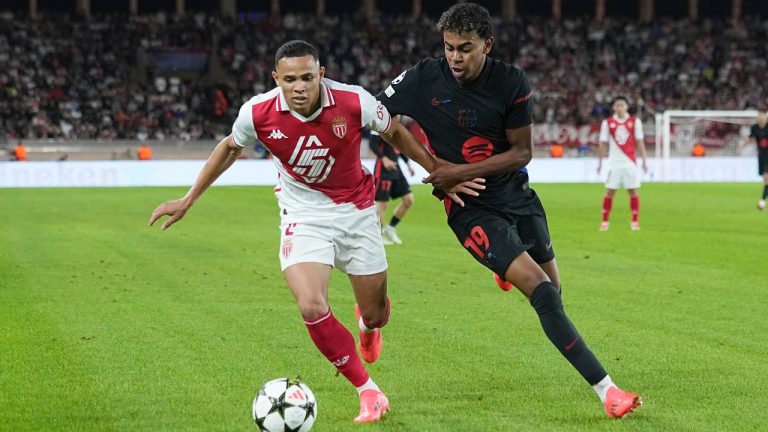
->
[565,338,578,351]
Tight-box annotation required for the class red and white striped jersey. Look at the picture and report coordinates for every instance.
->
[232,79,393,215]
[599,114,644,167]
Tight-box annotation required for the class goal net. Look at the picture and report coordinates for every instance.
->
[659,110,759,159]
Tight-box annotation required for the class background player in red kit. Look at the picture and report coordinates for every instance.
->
[597,96,648,231]
[377,3,642,419]
[149,40,480,424]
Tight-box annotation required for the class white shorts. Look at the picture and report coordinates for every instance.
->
[605,165,641,189]
[278,206,388,275]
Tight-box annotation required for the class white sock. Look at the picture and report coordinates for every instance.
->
[358,317,374,334]
[356,378,380,395]
[592,375,616,403]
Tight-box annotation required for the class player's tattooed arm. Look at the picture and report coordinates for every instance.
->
[149,135,242,230]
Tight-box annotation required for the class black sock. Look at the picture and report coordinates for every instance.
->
[763,185,767,200]
[389,216,401,227]
[529,282,607,385]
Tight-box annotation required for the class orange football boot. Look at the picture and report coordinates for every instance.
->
[604,386,642,418]
[354,389,390,423]
[494,273,514,291]
[354,304,382,363]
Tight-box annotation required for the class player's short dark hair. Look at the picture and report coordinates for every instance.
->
[274,40,319,67]
[437,3,494,40]
[611,96,629,106]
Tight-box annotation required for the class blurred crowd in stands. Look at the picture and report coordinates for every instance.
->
[0,11,766,142]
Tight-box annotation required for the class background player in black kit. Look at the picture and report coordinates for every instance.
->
[369,129,416,244]
[743,109,768,209]
[377,3,641,419]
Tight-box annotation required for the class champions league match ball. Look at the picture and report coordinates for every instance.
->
[252,377,318,432]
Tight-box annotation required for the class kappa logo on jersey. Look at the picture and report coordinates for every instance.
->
[332,116,347,139]
[287,135,336,183]
[268,129,288,139]
[615,125,630,145]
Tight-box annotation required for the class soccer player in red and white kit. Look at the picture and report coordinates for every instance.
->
[149,40,482,424]
[597,96,648,231]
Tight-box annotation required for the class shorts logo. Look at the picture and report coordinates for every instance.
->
[282,239,293,258]
[332,116,347,139]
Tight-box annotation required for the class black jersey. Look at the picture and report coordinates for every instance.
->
[376,56,536,212]
[369,133,407,163]
[369,132,407,180]
[750,124,768,158]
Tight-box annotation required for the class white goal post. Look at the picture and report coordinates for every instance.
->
[656,110,757,159]
[656,110,759,180]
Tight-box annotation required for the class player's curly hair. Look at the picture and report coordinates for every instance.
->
[275,40,319,67]
[436,3,494,39]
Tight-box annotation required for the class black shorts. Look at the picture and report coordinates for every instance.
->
[375,170,411,202]
[447,194,555,278]
[759,156,768,175]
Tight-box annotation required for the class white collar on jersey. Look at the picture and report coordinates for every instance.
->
[276,80,336,122]
[612,113,631,122]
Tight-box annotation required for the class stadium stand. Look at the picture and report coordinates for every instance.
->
[0,9,766,158]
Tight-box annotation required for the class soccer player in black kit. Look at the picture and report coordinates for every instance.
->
[369,130,416,244]
[377,3,642,418]
[747,109,768,209]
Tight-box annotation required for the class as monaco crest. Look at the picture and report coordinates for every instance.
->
[332,116,347,139]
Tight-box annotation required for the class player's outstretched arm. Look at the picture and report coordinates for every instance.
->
[423,125,533,191]
[149,135,242,230]
[379,119,439,173]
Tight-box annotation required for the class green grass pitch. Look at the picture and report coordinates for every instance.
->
[1,183,766,431]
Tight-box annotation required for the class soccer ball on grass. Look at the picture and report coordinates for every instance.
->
[252,377,317,432]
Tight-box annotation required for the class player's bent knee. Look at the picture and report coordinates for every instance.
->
[297,299,329,322]
[529,282,563,314]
